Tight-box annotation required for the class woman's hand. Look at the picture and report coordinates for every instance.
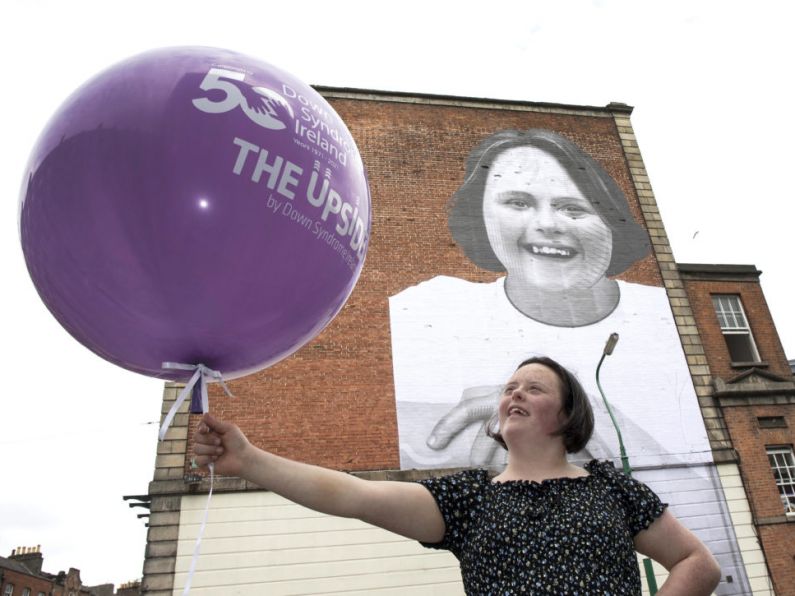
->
[193,413,253,477]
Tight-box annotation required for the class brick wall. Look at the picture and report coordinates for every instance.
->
[682,276,791,380]
[759,522,795,595]
[723,404,795,595]
[723,405,794,518]
[681,269,795,594]
[188,94,669,472]
[0,568,53,596]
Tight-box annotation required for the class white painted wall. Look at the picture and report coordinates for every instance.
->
[175,490,464,595]
[716,463,776,596]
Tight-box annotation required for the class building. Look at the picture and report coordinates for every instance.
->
[679,264,795,594]
[0,547,52,596]
[137,88,791,594]
[115,581,141,596]
[0,546,121,596]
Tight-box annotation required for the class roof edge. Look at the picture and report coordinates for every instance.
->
[312,86,633,115]
[677,263,762,280]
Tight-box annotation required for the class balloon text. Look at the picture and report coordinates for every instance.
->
[232,136,367,268]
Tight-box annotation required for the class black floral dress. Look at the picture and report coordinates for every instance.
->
[419,460,667,595]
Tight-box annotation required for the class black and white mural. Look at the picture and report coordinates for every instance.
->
[389,129,751,594]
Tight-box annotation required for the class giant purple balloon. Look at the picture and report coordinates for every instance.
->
[20,47,370,381]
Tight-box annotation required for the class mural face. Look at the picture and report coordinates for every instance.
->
[389,128,750,594]
[483,146,614,294]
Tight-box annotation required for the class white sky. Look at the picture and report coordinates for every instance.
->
[2,0,793,587]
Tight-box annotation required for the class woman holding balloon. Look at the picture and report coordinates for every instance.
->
[193,356,720,595]
[20,47,719,594]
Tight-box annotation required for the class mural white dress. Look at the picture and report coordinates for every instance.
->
[391,275,708,469]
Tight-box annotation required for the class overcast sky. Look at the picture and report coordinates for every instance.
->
[2,0,793,587]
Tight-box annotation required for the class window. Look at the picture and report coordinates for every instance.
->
[712,294,760,362]
[21,589,30,596]
[4,584,14,596]
[758,416,787,429]
[767,446,795,515]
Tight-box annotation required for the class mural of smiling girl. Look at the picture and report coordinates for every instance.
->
[389,129,749,594]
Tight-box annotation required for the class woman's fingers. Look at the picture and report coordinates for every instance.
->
[193,421,224,469]
[194,442,224,468]
[202,412,231,434]
[195,428,221,445]
[194,441,223,455]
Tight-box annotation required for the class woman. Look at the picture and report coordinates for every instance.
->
[193,357,721,594]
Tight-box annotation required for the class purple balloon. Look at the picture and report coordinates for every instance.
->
[20,47,370,381]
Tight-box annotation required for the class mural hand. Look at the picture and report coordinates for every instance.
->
[470,420,506,466]
[426,385,501,451]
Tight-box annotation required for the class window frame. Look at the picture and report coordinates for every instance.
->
[758,416,788,429]
[767,445,795,517]
[711,294,761,363]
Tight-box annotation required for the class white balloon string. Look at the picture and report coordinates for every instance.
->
[182,462,214,595]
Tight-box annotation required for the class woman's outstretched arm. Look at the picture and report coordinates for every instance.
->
[193,413,446,543]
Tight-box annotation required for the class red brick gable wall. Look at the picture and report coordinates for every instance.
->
[682,278,790,379]
[190,96,663,472]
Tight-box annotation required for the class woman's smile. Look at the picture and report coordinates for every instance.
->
[506,404,529,417]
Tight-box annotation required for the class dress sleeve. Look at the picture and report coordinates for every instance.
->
[417,469,485,556]
[596,460,668,536]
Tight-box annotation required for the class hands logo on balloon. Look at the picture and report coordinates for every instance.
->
[192,67,294,131]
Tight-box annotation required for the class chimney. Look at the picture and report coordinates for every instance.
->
[10,545,44,574]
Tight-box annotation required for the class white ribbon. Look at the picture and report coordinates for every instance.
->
[182,461,213,595]
[157,362,233,594]
[158,362,234,441]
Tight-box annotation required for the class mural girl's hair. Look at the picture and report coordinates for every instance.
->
[448,129,650,275]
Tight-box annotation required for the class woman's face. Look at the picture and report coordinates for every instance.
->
[498,363,565,444]
[483,146,613,291]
